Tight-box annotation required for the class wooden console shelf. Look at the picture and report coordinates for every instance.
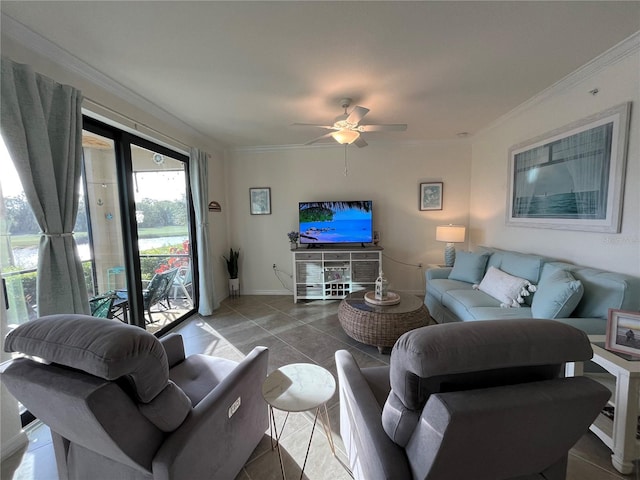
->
[292,247,382,303]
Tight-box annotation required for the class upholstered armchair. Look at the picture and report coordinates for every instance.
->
[1,314,269,480]
[336,319,610,480]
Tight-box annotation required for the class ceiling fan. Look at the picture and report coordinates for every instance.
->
[293,98,407,148]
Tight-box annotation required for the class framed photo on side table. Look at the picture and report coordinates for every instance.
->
[249,187,271,215]
[419,182,443,211]
[605,309,640,358]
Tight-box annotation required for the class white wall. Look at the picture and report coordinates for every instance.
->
[226,141,471,295]
[469,44,640,276]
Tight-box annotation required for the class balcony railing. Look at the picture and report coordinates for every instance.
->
[2,254,192,328]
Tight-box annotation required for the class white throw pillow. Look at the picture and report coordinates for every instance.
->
[474,266,537,308]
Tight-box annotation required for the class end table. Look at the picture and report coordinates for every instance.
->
[262,363,336,480]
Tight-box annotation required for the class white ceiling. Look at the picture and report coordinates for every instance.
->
[2,1,639,149]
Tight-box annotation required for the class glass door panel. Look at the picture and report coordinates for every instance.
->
[131,144,193,332]
[81,131,129,321]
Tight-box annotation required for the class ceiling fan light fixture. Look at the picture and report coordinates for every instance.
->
[331,129,360,145]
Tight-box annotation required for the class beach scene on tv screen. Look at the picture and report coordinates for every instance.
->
[299,201,372,244]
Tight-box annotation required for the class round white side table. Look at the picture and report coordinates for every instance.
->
[262,363,336,480]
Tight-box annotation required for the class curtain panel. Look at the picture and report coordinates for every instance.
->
[0,57,89,315]
[190,147,217,314]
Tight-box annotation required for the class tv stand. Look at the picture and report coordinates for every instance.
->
[292,247,382,303]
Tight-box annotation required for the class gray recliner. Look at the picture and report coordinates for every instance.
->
[336,319,611,480]
[1,314,269,480]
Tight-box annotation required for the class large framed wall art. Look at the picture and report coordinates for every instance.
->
[506,103,631,232]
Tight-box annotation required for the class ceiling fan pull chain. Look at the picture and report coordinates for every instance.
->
[344,145,348,176]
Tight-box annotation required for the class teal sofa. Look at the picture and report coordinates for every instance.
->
[425,246,640,335]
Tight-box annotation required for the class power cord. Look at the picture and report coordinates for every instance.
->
[381,253,427,292]
[272,264,293,293]
[382,253,423,269]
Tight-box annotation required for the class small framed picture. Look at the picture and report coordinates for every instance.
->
[420,182,443,211]
[249,187,271,215]
[605,309,640,358]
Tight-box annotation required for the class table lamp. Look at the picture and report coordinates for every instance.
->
[436,225,466,267]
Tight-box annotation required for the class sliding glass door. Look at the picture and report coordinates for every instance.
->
[82,117,196,332]
[130,143,194,328]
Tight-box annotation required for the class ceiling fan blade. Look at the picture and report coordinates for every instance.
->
[291,123,334,129]
[304,132,334,145]
[354,137,368,148]
[359,124,408,132]
[346,106,369,124]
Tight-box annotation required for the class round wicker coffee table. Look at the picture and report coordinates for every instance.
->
[338,290,431,353]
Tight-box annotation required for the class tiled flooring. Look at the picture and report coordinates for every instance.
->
[2,295,638,480]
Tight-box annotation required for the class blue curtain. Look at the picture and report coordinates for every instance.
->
[0,58,89,315]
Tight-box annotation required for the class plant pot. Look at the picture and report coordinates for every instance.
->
[228,278,240,298]
[290,242,297,251]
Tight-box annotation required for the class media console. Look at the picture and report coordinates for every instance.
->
[292,247,382,303]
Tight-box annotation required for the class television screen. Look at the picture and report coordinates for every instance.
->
[299,201,373,244]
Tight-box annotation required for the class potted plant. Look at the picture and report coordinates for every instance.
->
[287,231,299,250]
[223,248,240,297]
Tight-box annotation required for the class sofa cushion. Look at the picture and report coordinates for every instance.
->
[448,251,490,284]
[442,289,501,321]
[467,306,533,321]
[476,267,536,308]
[571,269,639,319]
[531,269,584,319]
[428,278,475,303]
[500,252,546,284]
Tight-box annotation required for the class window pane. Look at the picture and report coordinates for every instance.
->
[131,145,193,331]
[0,135,39,325]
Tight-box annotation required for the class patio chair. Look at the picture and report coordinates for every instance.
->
[89,293,115,319]
[143,268,179,324]
[172,264,193,303]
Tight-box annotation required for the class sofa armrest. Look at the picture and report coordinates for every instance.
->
[152,346,269,480]
[426,267,452,281]
[160,333,186,368]
[335,350,411,480]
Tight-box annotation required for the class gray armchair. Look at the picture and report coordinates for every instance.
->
[1,314,269,480]
[336,319,610,480]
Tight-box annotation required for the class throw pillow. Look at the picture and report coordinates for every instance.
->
[531,269,584,319]
[448,251,490,284]
[475,266,537,308]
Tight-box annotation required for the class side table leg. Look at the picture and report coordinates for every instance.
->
[269,406,288,480]
[320,403,336,455]
[299,407,321,480]
[611,373,639,474]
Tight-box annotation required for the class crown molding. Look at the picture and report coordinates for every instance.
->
[478,31,640,135]
[1,13,223,154]
[229,136,470,154]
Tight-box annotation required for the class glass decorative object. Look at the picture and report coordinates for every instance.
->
[375,268,389,301]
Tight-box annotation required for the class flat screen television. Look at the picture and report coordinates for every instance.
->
[299,201,373,245]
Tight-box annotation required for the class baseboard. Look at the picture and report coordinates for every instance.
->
[1,430,28,462]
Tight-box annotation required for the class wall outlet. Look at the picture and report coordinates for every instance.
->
[228,396,241,418]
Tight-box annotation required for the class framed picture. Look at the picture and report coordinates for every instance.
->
[605,309,640,358]
[420,182,443,211]
[249,187,271,215]
[506,102,630,232]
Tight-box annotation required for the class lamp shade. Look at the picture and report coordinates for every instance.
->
[436,225,466,243]
[331,129,360,145]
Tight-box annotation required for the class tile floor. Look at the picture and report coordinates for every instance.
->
[2,295,639,480]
